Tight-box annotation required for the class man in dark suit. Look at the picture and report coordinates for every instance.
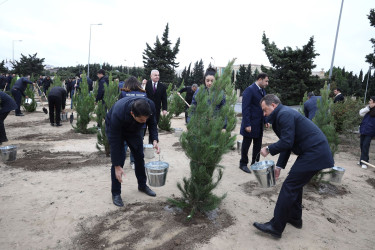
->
[177,83,198,123]
[11,76,34,116]
[0,91,17,144]
[143,69,168,125]
[96,69,109,103]
[303,92,322,120]
[239,73,269,173]
[106,97,160,207]
[333,88,344,103]
[48,86,67,126]
[253,94,334,238]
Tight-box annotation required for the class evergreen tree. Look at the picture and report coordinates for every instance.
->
[181,63,192,86]
[158,83,173,131]
[235,65,248,95]
[169,81,186,117]
[96,73,119,156]
[22,85,37,112]
[0,60,8,73]
[12,53,45,76]
[191,59,204,84]
[143,23,180,84]
[365,9,375,67]
[261,33,320,105]
[72,73,96,134]
[168,60,237,218]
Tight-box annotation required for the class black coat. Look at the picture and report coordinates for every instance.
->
[105,96,158,167]
[303,96,321,120]
[0,91,17,114]
[96,76,109,102]
[12,77,33,96]
[334,93,344,103]
[179,86,195,104]
[145,80,167,121]
[42,78,53,89]
[0,76,6,89]
[48,87,67,110]
[267,104,334,173]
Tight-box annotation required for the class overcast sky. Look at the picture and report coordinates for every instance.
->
[0,0,373,75]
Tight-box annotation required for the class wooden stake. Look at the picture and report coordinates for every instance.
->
[361,160,375,169]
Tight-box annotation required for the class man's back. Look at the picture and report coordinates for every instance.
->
[304,96,321,120]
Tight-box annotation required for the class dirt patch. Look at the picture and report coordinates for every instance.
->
[6,150,110,171]
[7,119,49,128]
[172,142,184,152]
[240,181,279,202]
[366,178,375,189]
[13,129,95,141]
[74,202,234,250]
[305,182,350,198]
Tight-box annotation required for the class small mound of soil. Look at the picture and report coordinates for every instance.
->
[240,181,279,201]
[366,178,375,189]
[14,130,95,141]
[305,182,349,198]
[7,119,48,128]
[172,142,183,152]
[7,150,110,171]
[75,202,234,250]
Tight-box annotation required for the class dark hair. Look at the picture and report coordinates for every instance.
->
[121,76,145,93]
[260,94,281,106]
[97,69,105,75]
[370,96,375,102]
[256,73,268,81]
[335,88,342,92]
[131,99,152,117]
[204,67,216,81]
[307,92,315,98]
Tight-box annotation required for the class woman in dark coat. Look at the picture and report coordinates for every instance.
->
[359,96,375,169]
[0,92,18,144]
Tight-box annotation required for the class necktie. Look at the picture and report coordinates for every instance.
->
[260,88,264,96]
[153,83,156,93]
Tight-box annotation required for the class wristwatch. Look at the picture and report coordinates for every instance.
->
[266,146,270,153]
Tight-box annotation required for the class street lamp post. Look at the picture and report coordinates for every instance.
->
[87,23,102,78]
[364,66,374,104]
[12,40,22,62]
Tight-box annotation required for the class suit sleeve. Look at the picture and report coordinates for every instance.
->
[106,115,126,167]
[96,80,104,102]
[268,111,295,155]
[276,150,291,169]
[161,84,168,111]
[179,87,187,94]
[242,87,253,128]
[304,103,309,118]
[147,102,159,142]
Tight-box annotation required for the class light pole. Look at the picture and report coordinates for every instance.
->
[364,66,374,104]
[12,40,22,62]
[87,23,102,78]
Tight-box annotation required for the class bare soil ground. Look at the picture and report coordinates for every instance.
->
[0,102,374,250]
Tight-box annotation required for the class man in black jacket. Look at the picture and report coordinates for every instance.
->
[106,97,160,207]
[42,76,53,94]
[48,86,67,126]
[143,70,168,124]
[0,91,17,144]
[11,76,34,116]
[333,88,344,103]
[253,94,334,238]
[96,69,109,103]
[178,84,198,123]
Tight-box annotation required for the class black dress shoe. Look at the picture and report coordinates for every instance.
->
[253,222,282,238]
[56,123,62,127]
[138,185,156,197]
[112,194,124,207]
[2,139,8,142]
[287,218,303,229]
[50,123,55,126]
[15,113,24,116]
[239,164,251,173]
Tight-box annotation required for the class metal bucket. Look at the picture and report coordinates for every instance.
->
[237,140,242,155]
[174,128,183,137]
[250,160,276,188]
[60,113,68,122]
[24,98,32,105]
[143,144,154,159]
[330,166,345,183]
[145,161,169,187]
[0,145,17,162]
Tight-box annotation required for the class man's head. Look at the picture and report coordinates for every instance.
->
[97,69,105,79]
[131,99,152,123]
[307,92,315,99]
[333,88,342,95]
[369,96,375,108]
[150,70,160,83]
[256,73,269,89]
[260,94,281,117]
[192,84,198,92]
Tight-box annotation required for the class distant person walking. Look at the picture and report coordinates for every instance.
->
[358,96,375,169]
[333,88,344,103]
[303,92,322,120]
[11,76,34,116]
[177,84,198,123]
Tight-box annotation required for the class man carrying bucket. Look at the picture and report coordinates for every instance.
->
[106,96,160,207]
[253,94,334,238]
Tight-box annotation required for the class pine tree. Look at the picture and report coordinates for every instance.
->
[191,59,204,84]
[96,73,119,156]
[22,85,37,112]
[235,65,249,95]
[365,9,375,67]
[158,84,173,131]
[168,60,237,218]
[169,81,186,117]
[12,53,45,76]
[72,73,96,134]
[142,23,180,83]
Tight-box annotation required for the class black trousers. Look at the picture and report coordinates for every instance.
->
[111,134,147,195]
[360,134,373,163]
[271,170,319,232]
[240,136,262,166]
[48,95,62,124]
[0,112,10,142]
[11,89,22,115]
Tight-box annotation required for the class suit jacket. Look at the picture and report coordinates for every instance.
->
[96,76,109,102]
[145,80,168,113]
[304,96,321,120]
[267,104,334,173]
[179,86,195,104]
[12,77,33,96]
[240,83,266,138]
[48,87,67,110]
[0,91,17,114]
[334,93,344,103]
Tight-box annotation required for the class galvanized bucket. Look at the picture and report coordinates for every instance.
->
[174,128,183,137]
[24,98,32,105]
[330,166,345,183]
[60,113,68,122]
[143,144,154,159]
[250,160,276,188]
[0,145,18,162]
[145,161,169,187]
[237,140,242,155]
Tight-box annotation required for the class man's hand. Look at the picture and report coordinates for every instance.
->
[245,126,251,133]
[177,92,181,96]
[115,166,124,183]
[265,123,270,128]
[153,140,160,154]
[260,146,269,157]
[274,167,281,181]
[162,110,168,115]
